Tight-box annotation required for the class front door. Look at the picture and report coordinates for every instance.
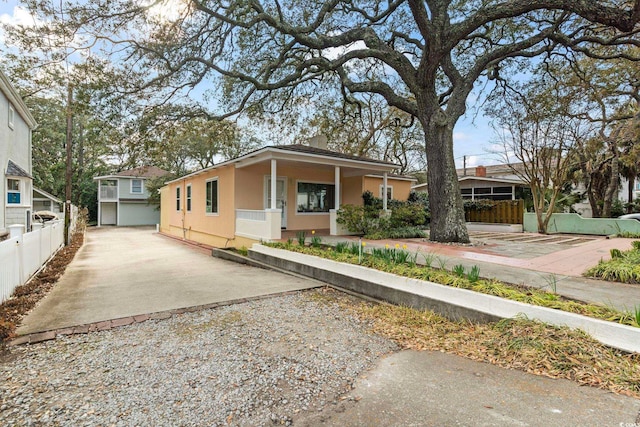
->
[265,177,287,228]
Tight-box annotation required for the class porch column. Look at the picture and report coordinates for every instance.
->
[383,172,388,211]
[512,185,515,200]
[334,166,340,210]
[270,159,277,210]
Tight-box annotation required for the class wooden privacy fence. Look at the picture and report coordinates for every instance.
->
[464,199,524,224]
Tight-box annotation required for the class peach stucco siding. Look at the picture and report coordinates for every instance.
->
[162,165,236,247]
[363,176,412,201]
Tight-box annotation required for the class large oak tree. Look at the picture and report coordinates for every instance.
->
[22,0,640,241]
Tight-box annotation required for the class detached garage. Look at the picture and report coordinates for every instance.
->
[94,166,169,226]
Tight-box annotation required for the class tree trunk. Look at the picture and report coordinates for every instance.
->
[602,153,619,218]
[423,118,469,243]
[530,184,547,233]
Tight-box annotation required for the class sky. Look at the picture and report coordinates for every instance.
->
[0,1,502,170]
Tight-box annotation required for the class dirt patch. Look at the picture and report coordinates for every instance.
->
[0,228,85,344]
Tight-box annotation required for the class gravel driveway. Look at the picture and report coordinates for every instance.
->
[1,290,396,426]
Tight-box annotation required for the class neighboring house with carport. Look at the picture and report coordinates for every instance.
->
[159,143,413,249]
[94,166,169,226]
[412,165,528,201]
[0,70,37,236]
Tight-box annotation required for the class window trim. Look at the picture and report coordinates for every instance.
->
[205,177,219,216]
[186,184,192,212]
[130,178,144,194]
[176,186,181,211]
[7,178,21,205]
[8,103,15,130]
[379,184,394,201]
[295,179,335,215]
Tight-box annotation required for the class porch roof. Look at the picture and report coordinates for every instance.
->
[165,144,401,185]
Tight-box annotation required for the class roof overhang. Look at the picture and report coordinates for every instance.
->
[165,146,400,185]
[365,174,417,182]
[0,70,37,129]
[458,176,527,185]
[33,187,62,203]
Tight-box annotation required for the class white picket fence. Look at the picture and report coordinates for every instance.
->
[0,220,65,302]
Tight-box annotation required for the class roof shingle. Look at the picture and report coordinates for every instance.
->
[6,160,31,178]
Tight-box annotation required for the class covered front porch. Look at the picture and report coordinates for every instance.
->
[231,145,398,243]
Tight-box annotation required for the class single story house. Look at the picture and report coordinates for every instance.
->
[159,144,414,248]
[94,166,169,226]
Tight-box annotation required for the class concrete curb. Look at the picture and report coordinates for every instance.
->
[249,244,640,354]
[8,290,303,347]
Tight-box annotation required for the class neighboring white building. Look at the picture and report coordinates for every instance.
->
[0,70,37,236]
[94,166,169,226]
[33,187,63,215]
[619,178,640,206]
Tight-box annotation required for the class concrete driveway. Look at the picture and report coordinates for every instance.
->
[17,227,320,335]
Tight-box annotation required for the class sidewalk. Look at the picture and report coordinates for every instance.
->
[320,234,640,312]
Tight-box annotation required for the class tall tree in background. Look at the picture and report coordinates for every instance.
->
[489,81,580,233]
[302,95,426,174]
[26,0,637,242]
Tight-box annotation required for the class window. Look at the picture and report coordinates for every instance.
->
[7,178,20,204]
[176,186,181,211]
[131,179,143,194]
[297,182,334,213]
[8,104,14,129]
[379,185,393,200]
[636,182,640,191]
[206,178,218,214]
[186,184,192,212]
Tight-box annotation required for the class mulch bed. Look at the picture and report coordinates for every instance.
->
[0,230,85,343]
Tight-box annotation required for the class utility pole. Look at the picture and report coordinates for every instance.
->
[463,155,467,176]
[64,84,73,246]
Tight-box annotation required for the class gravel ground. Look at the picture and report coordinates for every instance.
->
[0,289,397,426]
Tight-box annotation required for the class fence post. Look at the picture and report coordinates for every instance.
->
[8,225,25,285]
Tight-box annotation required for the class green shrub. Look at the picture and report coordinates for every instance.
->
[586,247,640,284]
[632,241,640,251]
[336,204,385,235]
[617,232,640,238]
[365,226,427,240]
[389,204,427,228]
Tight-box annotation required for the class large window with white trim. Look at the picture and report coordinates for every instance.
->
[206,178,218,214]
[296,182,335,213]
[7,178,20,204]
